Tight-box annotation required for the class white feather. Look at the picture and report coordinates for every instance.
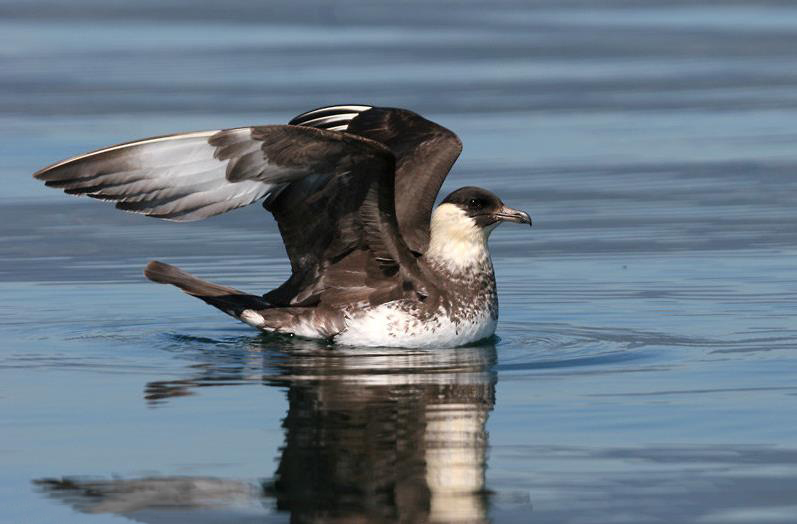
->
[425,203,494,271]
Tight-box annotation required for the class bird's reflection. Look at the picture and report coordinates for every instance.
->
[36,336,497,523]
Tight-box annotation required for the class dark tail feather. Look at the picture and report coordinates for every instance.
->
[144,260,269,316]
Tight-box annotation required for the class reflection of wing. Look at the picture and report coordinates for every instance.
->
[292,105,463,254]
[39,345,496,523]
[34,476,268,522]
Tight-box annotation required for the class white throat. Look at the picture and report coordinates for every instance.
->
[425,203,496,271]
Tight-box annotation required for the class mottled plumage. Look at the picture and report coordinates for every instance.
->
[33,105,531,347]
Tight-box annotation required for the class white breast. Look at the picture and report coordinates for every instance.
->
[334,300,497,348]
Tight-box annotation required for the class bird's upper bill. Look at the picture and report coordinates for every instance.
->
[493,205,532,227]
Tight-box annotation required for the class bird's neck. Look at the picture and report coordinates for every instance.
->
[425,204,494,274]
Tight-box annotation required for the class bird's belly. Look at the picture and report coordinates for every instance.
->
[334,300,497,348]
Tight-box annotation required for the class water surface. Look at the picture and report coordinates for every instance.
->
[2,1,797,523]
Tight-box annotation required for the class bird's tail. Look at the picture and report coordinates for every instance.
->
[144,260,270,318]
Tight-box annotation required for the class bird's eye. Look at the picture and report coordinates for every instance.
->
[468,198,483,210]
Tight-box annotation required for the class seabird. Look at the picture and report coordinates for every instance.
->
[33,105,531,347]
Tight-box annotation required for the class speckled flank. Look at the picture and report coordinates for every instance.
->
[335,244,498,348]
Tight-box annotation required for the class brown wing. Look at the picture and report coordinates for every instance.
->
[291,106,462,254]
[259,128,429,307]
[34,124,430,306]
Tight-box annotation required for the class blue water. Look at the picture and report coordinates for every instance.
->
[2,1,797,522]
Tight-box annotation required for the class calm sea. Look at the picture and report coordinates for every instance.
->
[2,1,797,522]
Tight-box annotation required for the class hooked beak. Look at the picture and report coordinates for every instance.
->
[494,205,532,227]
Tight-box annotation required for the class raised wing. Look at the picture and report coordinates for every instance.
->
[34,125,381,221]
[34,124,429,304]
[292,105,462,254]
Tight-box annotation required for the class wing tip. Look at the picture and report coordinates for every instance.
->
[32,162,65,180]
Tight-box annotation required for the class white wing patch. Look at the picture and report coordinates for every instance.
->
[33,129,283,222]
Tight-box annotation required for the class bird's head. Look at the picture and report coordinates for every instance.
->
[440,186,532,230]
[426,186,531,269]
